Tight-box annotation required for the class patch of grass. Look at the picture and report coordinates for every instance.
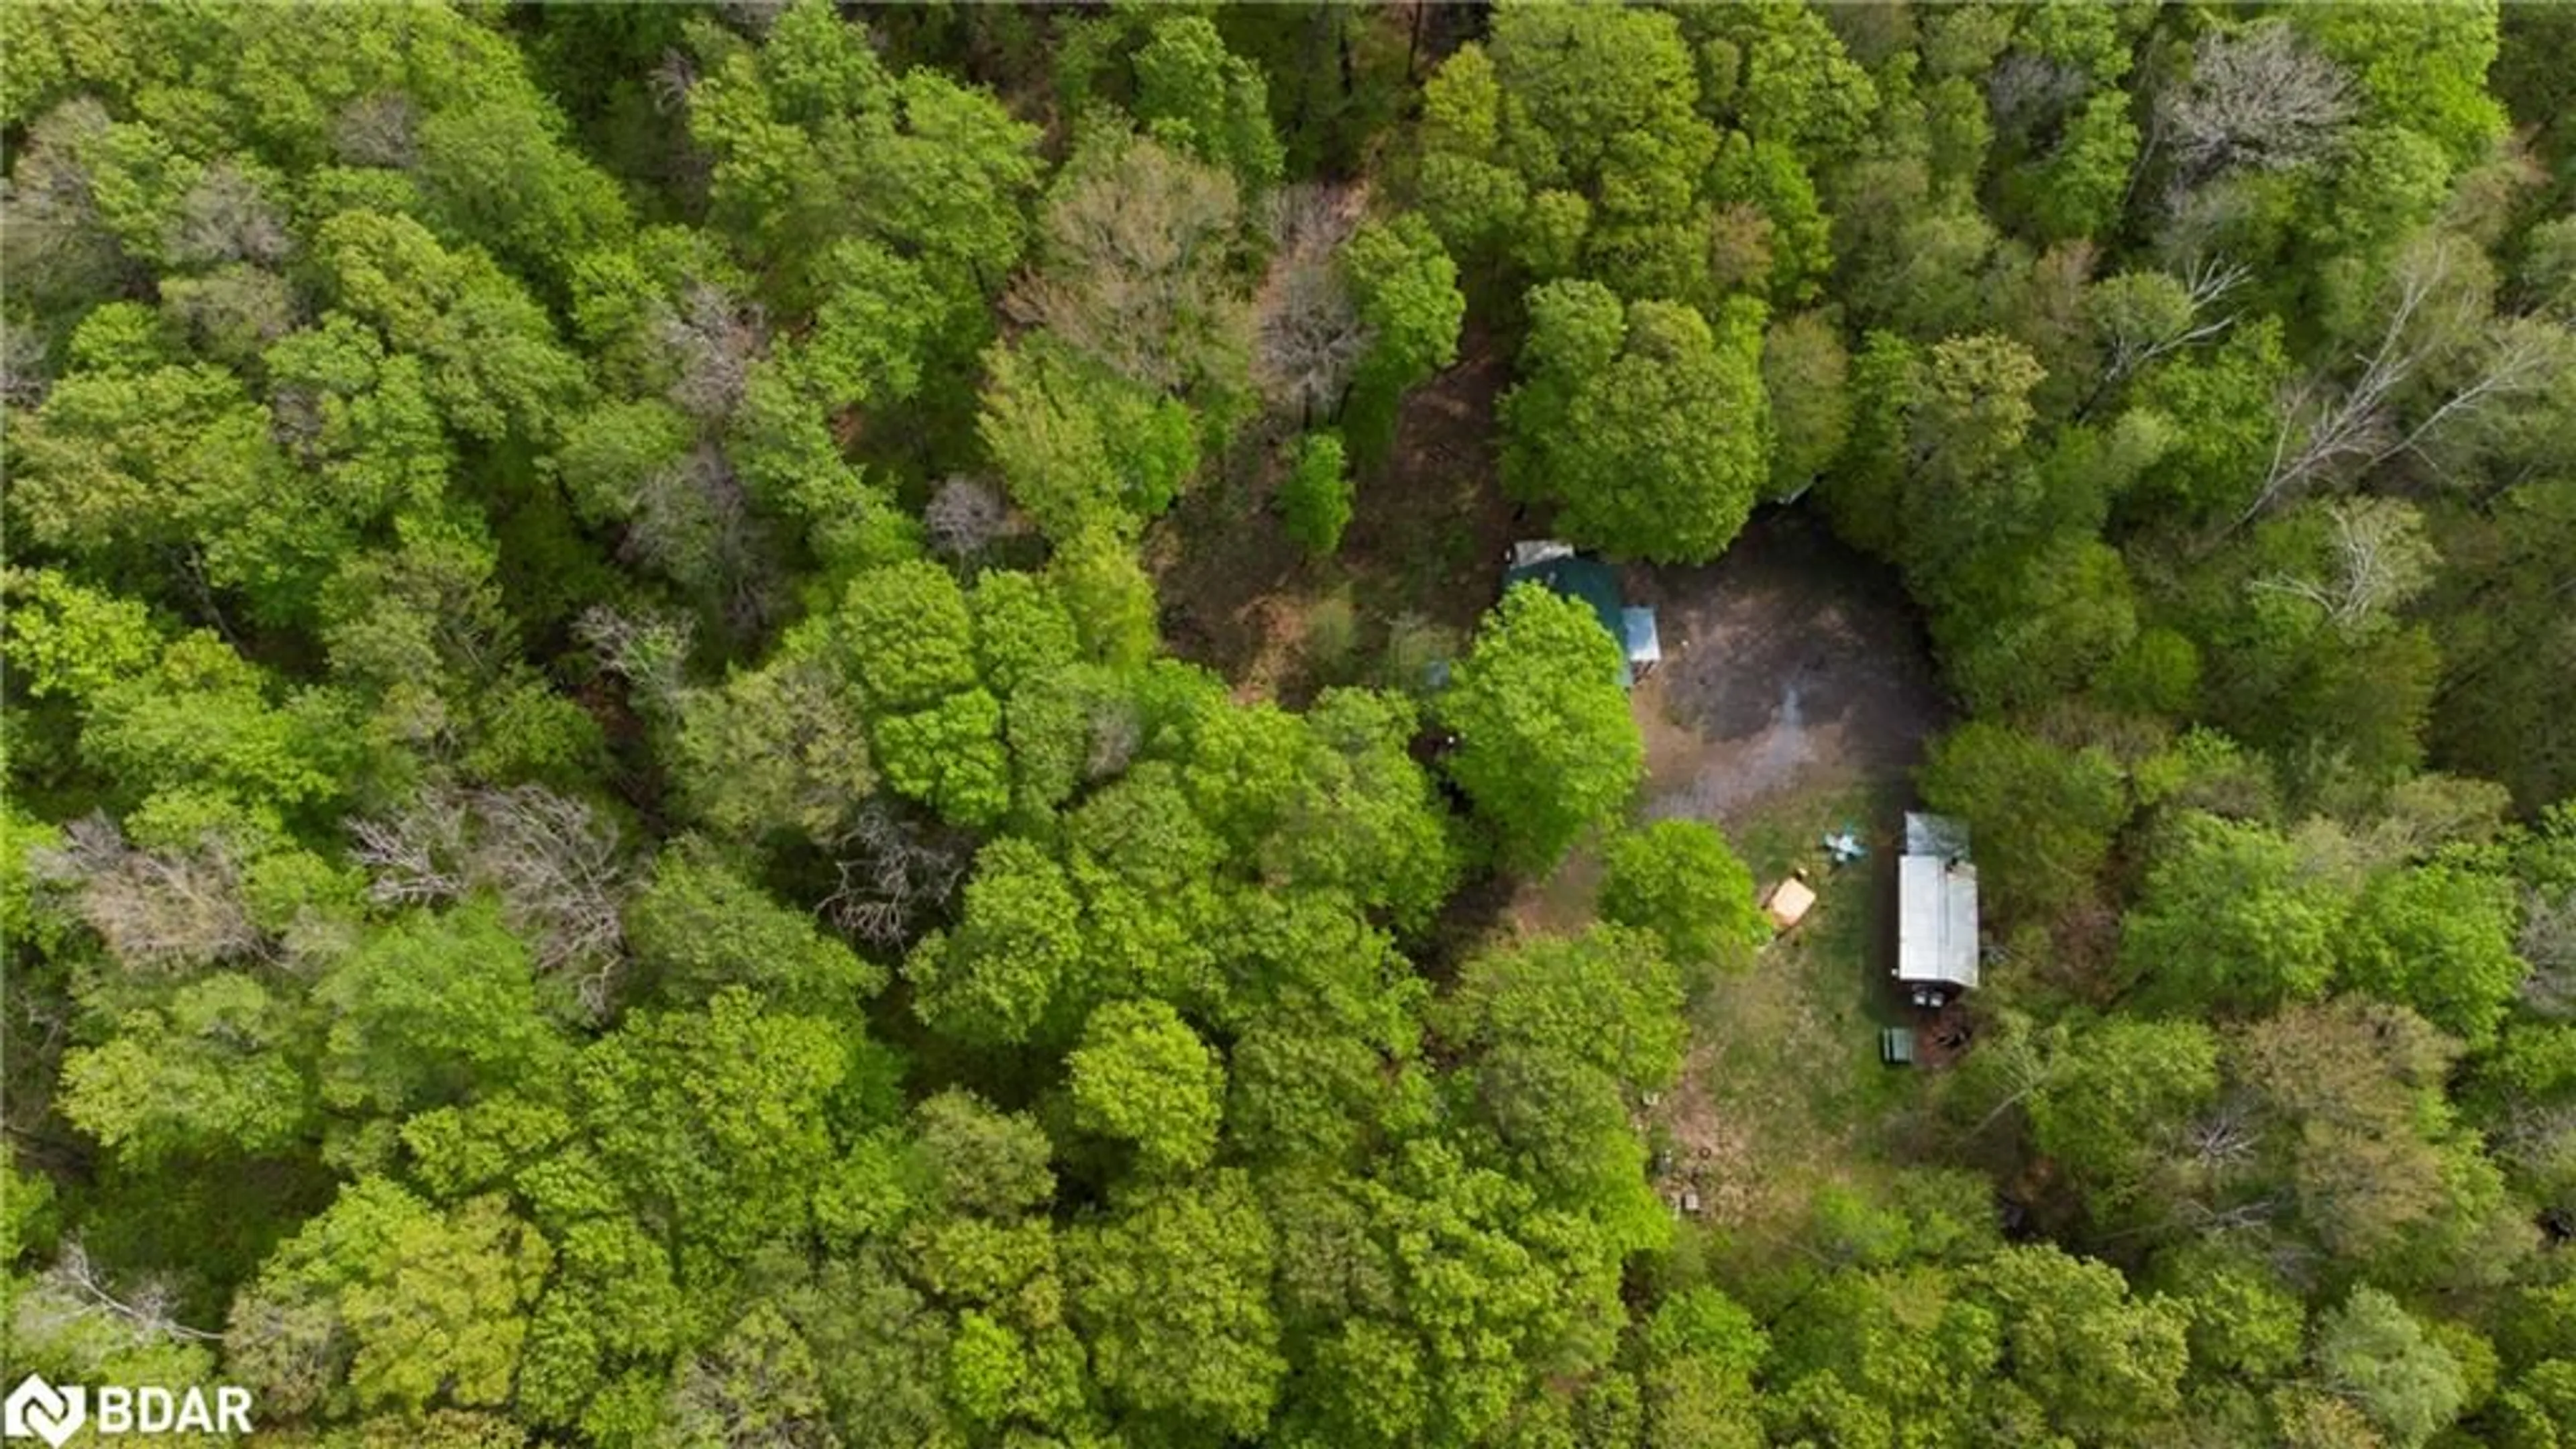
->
[1653,777,1924,1241]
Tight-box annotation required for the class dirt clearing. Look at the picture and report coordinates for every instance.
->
[1625,509,1947,832]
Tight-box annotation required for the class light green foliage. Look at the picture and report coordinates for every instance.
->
[1440,584,1645,871]
[1598,818,1766,979]
[1069,998,1226,1175]
[1440,926,1682,1206]
[1976,1244,2191,1440]
[1271,688,1462,931]
[1047,526,1161,670]
[625,843,883,1009]
[1,570,163,704]
[61,972,313,1164]
[2341,864,2528,1050]
[227,1179,551,1420]
[834,559,979,713]
[979,337,1200,541]
[1340,215,1465,461]
[2124,813,2347,1014]
[971,570,1081,697]
[1133,16,1284,194]
[1762,309,1851,500]
[671,638,875,847]
[1501,280,1772,561]
[2025,1018,2220,1213]
[1069,1171,1285,1440]
[313,902,574,1118]
[578,988,860,1274]
[906,837,1085,1046]
[315,211,590,444]
[2314,1287,2469,1448]
[1280,429,1352,557]
[873,688,1011,828]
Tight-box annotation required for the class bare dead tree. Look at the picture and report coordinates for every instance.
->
[576,605,696,716]
[1254,183,1372,423]
[2249,498,2438,631]
[649,50,699,117]
[2239,244,2450,528]
[622,442,784,637]
[820,803,969,951]
[651,280,767,423]
[3,99,129,302]
[1085,699,1144,782]
[1988,52,2092,136]
[28,816,264,974]
[2184,1095,2264,1173]
[333,93,420,170]
[347,789,474,909]
[474,787,630,1014]
[2521,886,2576,1018]
[348,786,633,1018]
[1009,135,1246,395]
[2105,258,2249,382]
[2241,243,2563,531]
[33,1239,223,1344]
[1,316,53,409]
[2159,21,2355,193]
[165,163,293,269]
[923,475,1014,561]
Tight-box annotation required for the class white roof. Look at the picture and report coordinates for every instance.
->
[1896,855,1979,989]
[1509,539,1576,568]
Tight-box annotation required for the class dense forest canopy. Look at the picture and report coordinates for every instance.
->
[3,1,2576,1446]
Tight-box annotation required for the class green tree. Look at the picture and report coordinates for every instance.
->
[2313,1287,2469,1448]
[1440,584,1644,872]
[1068,1171,1285,1440]
[1132,16,1284,195]
[1501,280,1773,562]
[1340,215,1464,464]
[226,1179,551,1421]
[905,837,1086,1047]
[1069,998,1226,1175]
[1916,721,2131,923]
[2339,863,2528,1050]
[2123,813,2347,1015]
[1598,818,1767,979]
[1280,429,1352,558]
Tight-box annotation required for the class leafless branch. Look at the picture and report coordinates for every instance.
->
[820,803,967,950]
[2160,22,2355,193]
[28,816,264,973]
[923,476,1015,561]
[348,786,633,1018]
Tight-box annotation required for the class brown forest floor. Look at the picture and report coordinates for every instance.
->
[1148,323,1519,704]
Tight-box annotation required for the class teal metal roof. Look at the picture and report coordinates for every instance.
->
[1503,553,1638,687]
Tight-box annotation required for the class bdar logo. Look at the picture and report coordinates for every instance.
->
[3,1375,85,1448]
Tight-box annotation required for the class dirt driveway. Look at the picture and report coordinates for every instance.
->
[1624,511,1948,831]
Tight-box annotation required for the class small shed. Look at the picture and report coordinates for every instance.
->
[1503,541,1661,688]
[1895,812,1979,1005]
[1764,875,1819,932]
[1880,1027,1917,1065]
